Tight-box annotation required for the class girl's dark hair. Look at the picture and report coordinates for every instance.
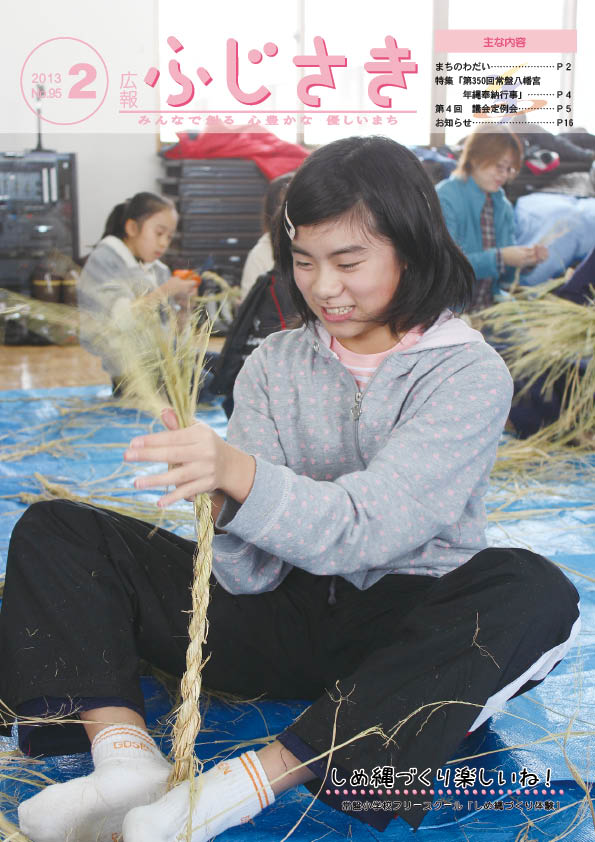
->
[262,173,294,235]
[102,192,175,239]
[275,136,474,333]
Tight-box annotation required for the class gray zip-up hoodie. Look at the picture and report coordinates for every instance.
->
[213,311,513,594]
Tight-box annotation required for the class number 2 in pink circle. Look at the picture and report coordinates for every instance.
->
[69,63,96,99]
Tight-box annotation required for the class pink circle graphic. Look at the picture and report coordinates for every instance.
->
[20,36,109,126]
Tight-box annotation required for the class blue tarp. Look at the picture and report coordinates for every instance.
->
[1,386,593,841]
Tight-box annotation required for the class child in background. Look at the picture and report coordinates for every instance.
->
[436,126,548,310]
[239,172,294,301]
[78,192,197,393]
[3,137,579,842]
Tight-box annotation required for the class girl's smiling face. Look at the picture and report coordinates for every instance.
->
[291,213,403,354]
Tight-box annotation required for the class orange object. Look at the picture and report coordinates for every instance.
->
[174,269,202,286]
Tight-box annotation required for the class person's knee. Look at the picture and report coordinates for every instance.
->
[470,547,578,620]
[512,548,576,596]
[11,500,81,549]
[493,547,579,626]
[10,501,59,549]
[8,500,97,578]
[13,499,76,532]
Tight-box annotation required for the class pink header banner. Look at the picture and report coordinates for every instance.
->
[434,29,577,53]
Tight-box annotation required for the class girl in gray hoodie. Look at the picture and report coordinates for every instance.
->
[7,138,579,842]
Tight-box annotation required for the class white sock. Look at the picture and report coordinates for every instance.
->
[122,750,275,842]
[18,724,171,842]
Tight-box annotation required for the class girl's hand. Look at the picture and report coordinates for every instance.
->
[500,246,540,268]
[124,408,256,507]
[141,275,196,308]
[161,273,198,299]
[161,408,215,502]
[534,244,549,263]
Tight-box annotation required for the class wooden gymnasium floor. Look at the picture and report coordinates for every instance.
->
[1,338,225,391]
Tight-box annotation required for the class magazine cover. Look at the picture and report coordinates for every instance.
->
[0,2,594,842]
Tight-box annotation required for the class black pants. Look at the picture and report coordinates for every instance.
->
[0,501,580,831]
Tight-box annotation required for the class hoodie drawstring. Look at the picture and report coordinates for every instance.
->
[327,575,337,605]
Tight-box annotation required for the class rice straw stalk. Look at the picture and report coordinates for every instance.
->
[97,294,219,788]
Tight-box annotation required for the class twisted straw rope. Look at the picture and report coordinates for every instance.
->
[168,492,213,786]
[165,274,231,787]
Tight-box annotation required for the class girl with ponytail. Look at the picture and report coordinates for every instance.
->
[78,192,197,392]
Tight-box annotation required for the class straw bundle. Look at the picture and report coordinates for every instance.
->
[479,286,594,435]
[476,286,595,476]
[99,296,216,788]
